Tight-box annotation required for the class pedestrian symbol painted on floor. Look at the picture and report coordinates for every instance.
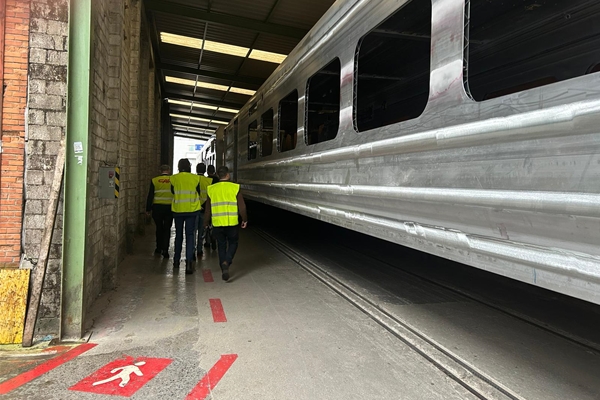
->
[92,361,146,388]
[69,356,172,397]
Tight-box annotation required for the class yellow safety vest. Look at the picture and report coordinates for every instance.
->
[152,175,173,205]
[170,172,201,213]
[207,182,239,227]
[198,176,213,204]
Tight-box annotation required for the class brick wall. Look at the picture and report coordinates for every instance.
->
[0,0,30,268]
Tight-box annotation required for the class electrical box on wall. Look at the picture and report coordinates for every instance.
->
[99,166,119,199]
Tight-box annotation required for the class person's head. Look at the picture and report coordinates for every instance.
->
[207,165,216,176]
[196,162,206,175]
[217,166,230,180]
[177,158,191,173]
[159,164,171,174]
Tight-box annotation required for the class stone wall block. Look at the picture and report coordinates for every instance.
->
[30,18,48,33]
[25,214,46,229]
[46,20,68,36]
[26,170,45,186]
[46,81,66,96]
[29,79,47,94]
[27,154,57,171]
[28,125,62,141]
[30,32,55,49]
[30,48,47,64]
[46,50,68,65]
[46,111,66,126]
[28,109,46,125]
[29,64,68,83]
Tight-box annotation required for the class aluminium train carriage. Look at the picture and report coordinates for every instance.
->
[216,0,600,304]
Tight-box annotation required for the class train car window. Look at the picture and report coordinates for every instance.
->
[260,109,274,157]
[249,102,258,117]
[354,1,431,133]
[278,90,298,152]
[247,120,258,160]
[305,59,341,145]
[467,0,600,101]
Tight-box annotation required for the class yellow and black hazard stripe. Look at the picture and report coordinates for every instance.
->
[114,167,120,198]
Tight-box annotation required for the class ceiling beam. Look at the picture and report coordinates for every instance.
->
[145,0,308,39]
[169,110,232,123]
[158,62,264,86]
[173,132,213,140]
[165,93,244,109]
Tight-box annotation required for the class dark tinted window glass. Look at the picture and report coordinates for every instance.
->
[354,1,431,132]
[278,90,298,152]
[467,0,600,101]
[261,109,274,157]
[247,120,258,160]
[306,59,340,145]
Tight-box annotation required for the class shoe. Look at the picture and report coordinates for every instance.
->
[162,250,170,259]
[221,262,229,281]
[185,261,194,274]
[154,248,161,255]
[173,261,180,269]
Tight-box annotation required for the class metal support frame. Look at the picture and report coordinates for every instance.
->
[61,0,92,341]
[145,0,307,39]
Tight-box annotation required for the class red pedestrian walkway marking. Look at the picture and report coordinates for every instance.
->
[202,269,214,282]
[0,343,97,395]
[185,354,238,400]
[209,299,227,322]
[69,356,172,397]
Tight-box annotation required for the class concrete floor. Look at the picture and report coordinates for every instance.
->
[1,228,481,399]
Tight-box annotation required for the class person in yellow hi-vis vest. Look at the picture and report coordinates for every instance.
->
[170,158,201,274]
[195,162,212,258]
[204,166,248,281]
[145,165,173,258]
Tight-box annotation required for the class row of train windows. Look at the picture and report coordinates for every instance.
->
[246,0,600,159]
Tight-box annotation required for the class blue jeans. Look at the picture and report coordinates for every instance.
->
[174,213,197,262]
[213,226,239,267]
[196,212,205,253]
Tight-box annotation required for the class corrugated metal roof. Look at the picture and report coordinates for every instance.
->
[144,0,337,132]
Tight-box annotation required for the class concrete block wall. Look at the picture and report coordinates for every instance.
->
[25,0,68,335]
[15,0,164,335]
[83,0,162,314]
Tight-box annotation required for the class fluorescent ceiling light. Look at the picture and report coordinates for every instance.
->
[161,32,287,64]
[168,99,239,114]
[170,113,229,125]
[166,76,255,96]
[249,49,287,64]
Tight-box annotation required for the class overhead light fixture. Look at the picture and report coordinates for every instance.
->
[161,32,287,64]
[170,113,229,125]
[249,49,287,64]
[172,124,215,133]
[168,99,239,114]
[166,76,255,96]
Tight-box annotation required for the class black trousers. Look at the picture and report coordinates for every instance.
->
[213,225,239,267]
[152,204,173,251]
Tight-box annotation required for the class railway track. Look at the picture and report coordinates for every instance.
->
[256,228,525,400]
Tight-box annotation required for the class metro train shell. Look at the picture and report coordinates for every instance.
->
[209,0,600,304]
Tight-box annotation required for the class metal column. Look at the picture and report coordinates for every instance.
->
[61,0,92,340]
